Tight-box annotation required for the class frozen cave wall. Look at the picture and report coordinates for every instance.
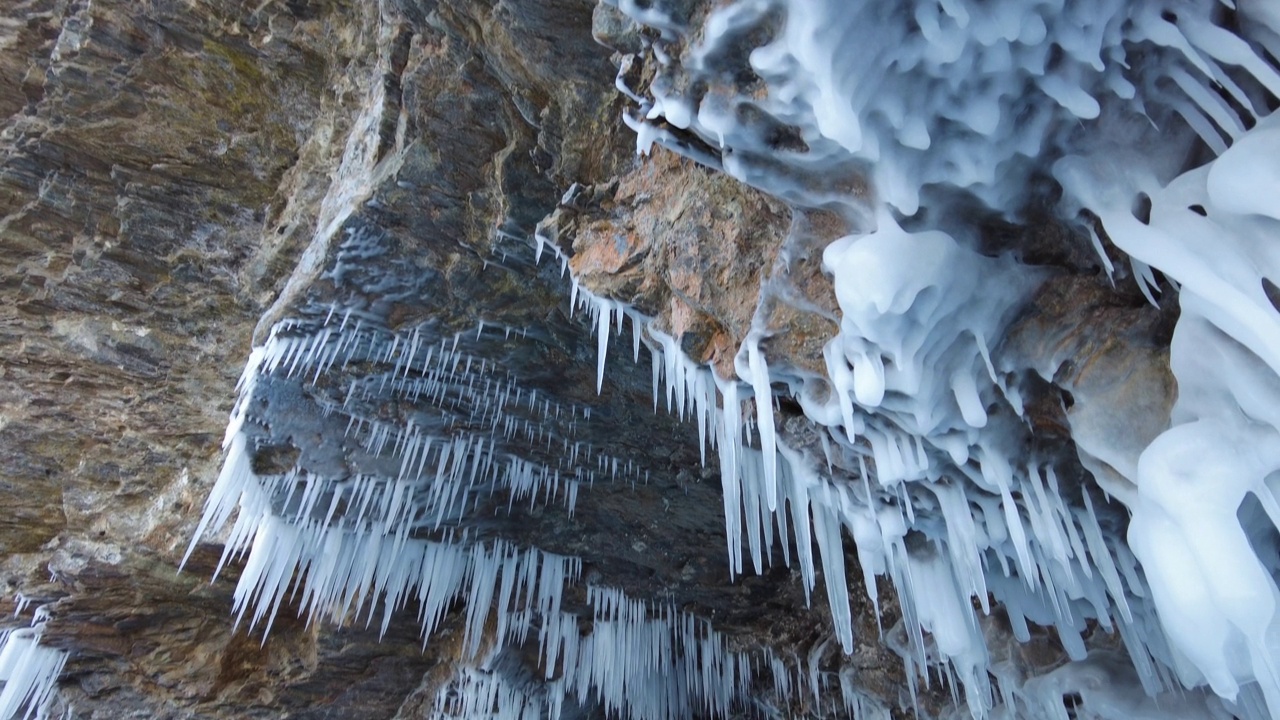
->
[2,0,1280,719]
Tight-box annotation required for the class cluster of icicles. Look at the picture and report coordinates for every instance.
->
[0,596,65,720]
[2,272,905,720]
[610,0,1280,717]
[542,237,1202,718]
[167,289,897,719]
[186,280,905,718]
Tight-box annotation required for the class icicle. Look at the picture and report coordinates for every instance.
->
[747,340,778,512]
[0,627,69,720]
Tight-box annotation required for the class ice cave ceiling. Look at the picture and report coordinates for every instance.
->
[2,0,1280,719]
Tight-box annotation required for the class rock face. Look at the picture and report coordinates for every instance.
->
[0,1,425,715]
[2,0,1271,719]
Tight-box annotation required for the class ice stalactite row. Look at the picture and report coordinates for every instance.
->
[180,300,629,625]
[184,357,752,719]
[541,215,1186,717]
[607,0,1280,717]
[186,330,892,719]
[185,254,905,718]
[0,603,69,720]
[426,584,892,720]
[186,308,653,546]
[635,314,1210,718]
[188,376,589,647]
[193,455,833,720]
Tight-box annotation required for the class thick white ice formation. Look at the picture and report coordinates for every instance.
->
[1058,123,1280,713]
[611,0,1280,717]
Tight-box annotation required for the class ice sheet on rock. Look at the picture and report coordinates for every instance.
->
[626,0,1280,224]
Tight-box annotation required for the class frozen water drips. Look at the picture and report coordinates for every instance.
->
[184,231,910,719]
[610,0,1280,716]
[428,579,893,720]
[183,310,660,572]
[819,209,1042,440]
[561,249,1157,716]
[0,612,68,720]
[624,0,1279,221]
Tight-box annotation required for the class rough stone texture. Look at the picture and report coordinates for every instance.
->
[544,147,789,378]
[1000,273,1179,502]
[0,0,431,714]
